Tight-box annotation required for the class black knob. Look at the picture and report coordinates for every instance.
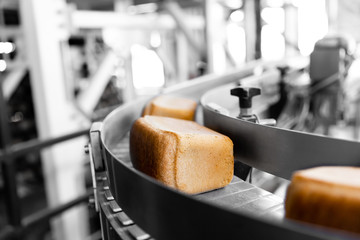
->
[231,87,261,109]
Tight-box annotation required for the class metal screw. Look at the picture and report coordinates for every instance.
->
[84,144,89,154]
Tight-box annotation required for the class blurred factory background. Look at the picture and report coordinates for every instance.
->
[1,0,360,239]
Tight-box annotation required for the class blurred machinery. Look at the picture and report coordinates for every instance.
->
[0,1,259,239]
[87,52,360,240]
[1,0,360,240]
[275,34,358,138]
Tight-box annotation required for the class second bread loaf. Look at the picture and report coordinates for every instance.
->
[142,95,197,120]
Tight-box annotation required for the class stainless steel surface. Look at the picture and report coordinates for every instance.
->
[94,61,360,240]
[201,84,360,180]
[110,134,284,219]
[109,200,122,213]
[127,225,150,240]
[196,176,284,219]
[89,123,105,212]
[258,118,277,126]
[104,190,114,201]
[96,172,146,240]
[116,212,134,226]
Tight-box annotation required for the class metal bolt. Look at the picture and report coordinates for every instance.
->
[84,144,89,154]
[88,196,96,208]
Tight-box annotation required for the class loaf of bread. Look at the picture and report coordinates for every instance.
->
[285,166,360,234]
[142,95,197,121]
[130,115,234,194]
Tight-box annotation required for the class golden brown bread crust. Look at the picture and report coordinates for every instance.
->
[285,166,360,234]
[130,116,234,194]
[130,117,178,187]
[142,95,197,121]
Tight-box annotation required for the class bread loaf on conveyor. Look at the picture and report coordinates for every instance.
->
[285,166,360,234]
[129,116,234,194]
[142,95,197,121]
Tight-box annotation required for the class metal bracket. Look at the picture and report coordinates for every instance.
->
[87,122,104,212]
[89,122,104,171]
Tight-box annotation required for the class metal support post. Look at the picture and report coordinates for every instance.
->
[164,1,206,60]
[326,0,338,33]
[284,3,299,56]
[204,0,227,74]
[244,0,262,61]
[0,72,22,237]
[19,0,89,239]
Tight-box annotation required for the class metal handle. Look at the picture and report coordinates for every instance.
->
[230,87,261,109]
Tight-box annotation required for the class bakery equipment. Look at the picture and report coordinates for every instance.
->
[276,35,356,134]
[202,83,360,181]
[228,86,276,180]
[87,61,360,240]
[230,87,262,122]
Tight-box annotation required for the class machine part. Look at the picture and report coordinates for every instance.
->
[201,84,360,181]
[308,35,355,135]
[231,87,261,122]
[90,122,105,172]
[87,143,98,212]
[276,71,311,131]
[230,86,277,180]
[91,65,360,240]
[231,87,261,180]
[206,102,230,116]
[230,86,277,126]
[267,65,290,119]
[97,102,344,240]
[310,35,354,83]
[258,118,277,126]
[88,122,106,212]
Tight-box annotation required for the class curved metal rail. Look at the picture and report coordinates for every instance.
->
[94,63,360,240]
[201,84,360,180]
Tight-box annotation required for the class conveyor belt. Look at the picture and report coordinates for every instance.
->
[97,132,285,240]
[97,174,284,240]
[201,84,360,180]
[96,174,151,240]
[197,178,284,219]
[92,63,360,240]
[97,131,358,240]
[112,132,284,220]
